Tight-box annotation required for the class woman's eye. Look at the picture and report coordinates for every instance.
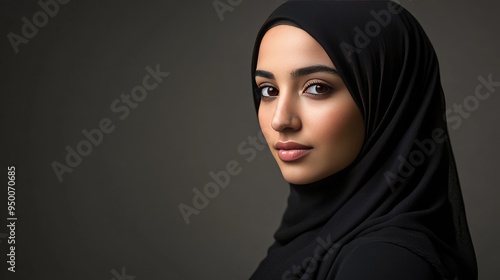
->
[304,83,333,95]
[259,86,279,98]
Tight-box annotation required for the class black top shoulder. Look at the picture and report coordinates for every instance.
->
[332,241,439,280]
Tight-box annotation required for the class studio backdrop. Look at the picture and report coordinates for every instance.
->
[1,0,499,279]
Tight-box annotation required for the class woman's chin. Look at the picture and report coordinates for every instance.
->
[279,167,336,185]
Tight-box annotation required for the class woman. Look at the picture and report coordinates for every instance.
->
[249,1,477,279]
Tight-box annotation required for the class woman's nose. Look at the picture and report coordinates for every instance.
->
[271,93,302,132]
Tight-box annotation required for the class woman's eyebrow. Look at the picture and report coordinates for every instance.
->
[291,65,339,78]
[255,70,275,79]
[255,65,339,80]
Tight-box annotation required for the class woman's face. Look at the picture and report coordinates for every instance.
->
[256,24,365,184]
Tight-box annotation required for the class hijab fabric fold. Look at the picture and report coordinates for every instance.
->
[250,1,477,279]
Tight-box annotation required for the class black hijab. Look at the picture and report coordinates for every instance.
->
[250,1,477,279]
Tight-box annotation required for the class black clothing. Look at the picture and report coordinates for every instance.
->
[249,1,477,279]
[333,240,438,279]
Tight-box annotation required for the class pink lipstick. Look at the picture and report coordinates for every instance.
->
[274,141,312,162]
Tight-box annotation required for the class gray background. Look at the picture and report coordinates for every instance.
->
[1,0,498,279]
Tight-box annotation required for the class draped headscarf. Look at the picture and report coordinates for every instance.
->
[250,1,477,279]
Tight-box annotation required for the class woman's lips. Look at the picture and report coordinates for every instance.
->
[274,141,312,162]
